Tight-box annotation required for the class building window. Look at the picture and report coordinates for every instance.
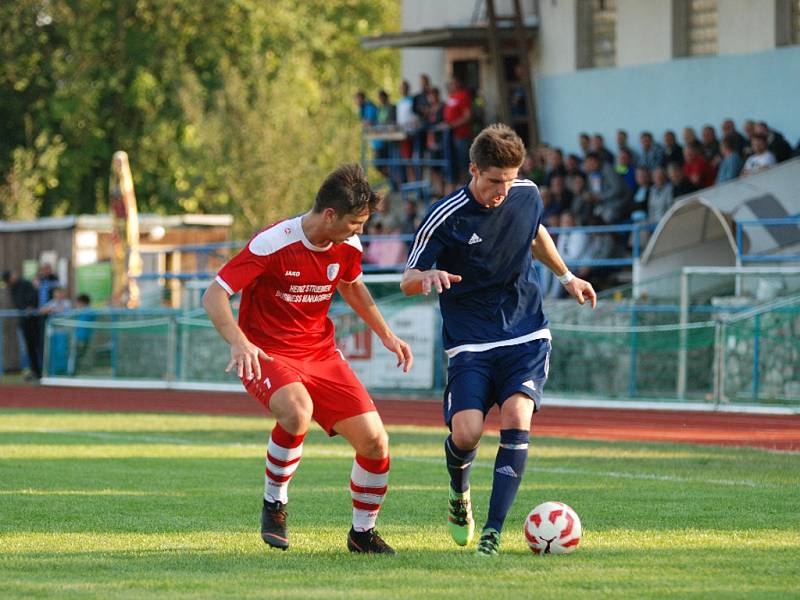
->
[576,0,617,69]
[592,0,616,67]
[776,0,800,46]
[687,0,717,56]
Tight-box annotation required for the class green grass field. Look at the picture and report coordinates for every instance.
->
[1,409,799,599]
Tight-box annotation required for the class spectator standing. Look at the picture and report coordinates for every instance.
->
[354,91,377,125]
[40,286,72,315]
[539,187,562,229]
[36,263,59,308]
[443,77,473,188]
[519,150,545,185]
[583,152,631,225]
[2,270,42,379]
[682,127,698,149]
[755,121,792,163]
[543,147,567,187]
[700,125,721,168]
[720,119,747,154]
[546,211,589,298]
[683,142,715,189]
[569,173,594,225]
[616,129,639,165]
[400,199,420,239]
[615,148,637,192]
[648,167,674,222]
[638,131,666,170]
[668,162,697,198]
[577,132,591,158]
[742,120,756,156]
[412,74,432,160]
[628,166,651,222]
[663,130,684,166]
[374,90,397,181]
[71,293,94,374]
[412,74,431,122]
[549,175,574,221]
[741,134,776,177]
[591,134,614,165]
[396,81,418,182]
[564,154,584,194]
[716,136,744,184]
[425,86,446,195]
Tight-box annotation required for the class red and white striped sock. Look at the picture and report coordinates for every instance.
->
[350,454,390,532]
[264,423,305,504]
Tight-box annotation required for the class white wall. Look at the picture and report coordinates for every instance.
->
[537,0,578,75]
[718,0,777,54]
[536,46,800,155]
[616,0,673,66]
[401,49,447,91]
[400,0,475,91]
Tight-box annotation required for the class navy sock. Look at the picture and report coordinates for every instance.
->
[444,434,477,493]
[484,429,529,532]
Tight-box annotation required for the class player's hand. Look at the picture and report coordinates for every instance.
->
[420,270,462,295]
[381,333,414,373]
[564,277,597,309]
[226,338,271,381]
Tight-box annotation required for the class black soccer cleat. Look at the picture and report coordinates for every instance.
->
[261,499,289,550]
[346,527,396,555]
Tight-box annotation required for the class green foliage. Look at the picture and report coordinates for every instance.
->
[0,0,399,230]
[1,410,799,598]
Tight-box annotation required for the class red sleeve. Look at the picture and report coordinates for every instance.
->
[340,244,363,283]
[215,243,271,295]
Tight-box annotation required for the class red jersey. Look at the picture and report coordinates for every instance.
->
[216,216,363,360]
[443,89,472,140]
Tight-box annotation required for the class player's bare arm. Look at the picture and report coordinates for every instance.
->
[337,278,414,372]
[400,268,462,296]
[202,281,271,380]
[531,224,597,309]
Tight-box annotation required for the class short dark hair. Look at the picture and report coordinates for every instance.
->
[77,293,91,305]
[469,123,526,171]
[313,164,379,217]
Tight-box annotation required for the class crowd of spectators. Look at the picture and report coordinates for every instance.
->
[1,263,91,380]
[356,82,798,288]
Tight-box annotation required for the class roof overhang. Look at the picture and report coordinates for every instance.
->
[362,22,538,50]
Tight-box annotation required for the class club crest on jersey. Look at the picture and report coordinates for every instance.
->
[327,263,340,281]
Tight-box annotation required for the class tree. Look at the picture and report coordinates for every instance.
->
[0,0,400,232]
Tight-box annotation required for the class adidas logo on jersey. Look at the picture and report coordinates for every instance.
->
[468,233,483,245]
[522,380,536,392]
[495,465,519,478]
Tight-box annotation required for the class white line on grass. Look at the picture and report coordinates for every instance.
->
[36,428,787,490]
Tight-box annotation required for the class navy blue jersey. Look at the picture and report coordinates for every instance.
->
[406,179,550,356]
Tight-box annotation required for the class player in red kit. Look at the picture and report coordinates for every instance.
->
[203,164,413,554]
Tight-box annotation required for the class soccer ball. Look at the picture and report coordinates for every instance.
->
[524,501,582,555]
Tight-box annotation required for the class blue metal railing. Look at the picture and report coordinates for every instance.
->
[127,222,659,278]
[361,125,453,187]
[736,215,800,264]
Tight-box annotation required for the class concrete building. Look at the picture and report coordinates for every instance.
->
[365,0,800,154]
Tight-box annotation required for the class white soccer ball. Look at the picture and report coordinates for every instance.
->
[524,501,582,555]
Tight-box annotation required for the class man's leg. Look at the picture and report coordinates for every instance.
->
[477,393,533,556]
[334,412,395,554]
[259,381,313,550]
[446,409,483,545]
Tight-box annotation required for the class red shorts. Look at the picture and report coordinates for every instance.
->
[242,351,376,436]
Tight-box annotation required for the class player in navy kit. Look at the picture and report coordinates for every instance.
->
[401,124,596,555]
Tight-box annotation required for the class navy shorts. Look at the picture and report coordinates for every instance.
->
[443,339,551,427]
